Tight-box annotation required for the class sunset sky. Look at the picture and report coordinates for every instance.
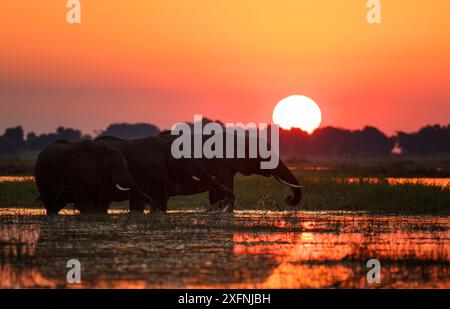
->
[1,0,449,136]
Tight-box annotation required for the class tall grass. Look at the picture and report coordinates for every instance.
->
[1,173,449,215]
[233,173,450,215]
[0,181,38,209]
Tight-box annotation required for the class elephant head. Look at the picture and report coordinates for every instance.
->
[225,156,302,206]
[159,130,301,206]
[69,140,155,206]
[223,133,302,206]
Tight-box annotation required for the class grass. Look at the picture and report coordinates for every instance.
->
[286,155,450,177]
[294,175,450,214]
[0,156,36,176]
[1,170,449,215]
[0,181,39,209]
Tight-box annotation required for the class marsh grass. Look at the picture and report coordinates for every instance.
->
[0,181,39,208]
[0,170,449,215]
[234,172,450,215]
[288,155,450,178]
[295,176,450,214]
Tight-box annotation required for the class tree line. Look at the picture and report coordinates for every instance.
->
[0,123,160,155]
[0,122,449,157]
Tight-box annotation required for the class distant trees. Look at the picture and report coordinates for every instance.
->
[0,123,161,155]
[26,127,89,152]
[280,126,396,157]
[0,127,26,155]
[0,122,449,157]
[98,123,161,140]
[397,125,450,155]
[0,126,89,155]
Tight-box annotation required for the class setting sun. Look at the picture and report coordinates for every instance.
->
[272,95,322,133]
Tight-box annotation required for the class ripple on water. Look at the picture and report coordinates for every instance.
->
[0,209,448,288]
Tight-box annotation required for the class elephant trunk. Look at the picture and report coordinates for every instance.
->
[273,160,302,206]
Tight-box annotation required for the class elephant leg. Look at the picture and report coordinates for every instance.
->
[208,190,221,204]
[130,183,166,213]
[76,191,106,215]
[78,203,106,214]
[46,203,65,215]
[208,175,235,212]
[99,202,110,214]
[129,183,157,213]
[42,188,66,216]
[76,202,89,214]
[130,196,146,213]
[97,189,109,214]
[149,184,168,213]
[87,198,109,214]
[222,179,235,212]
[155,188,168,212]
[156,198,168,212]
[40,191,56,215]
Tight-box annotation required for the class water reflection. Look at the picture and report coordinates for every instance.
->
[338,177,450,188]
[0,176,34,182]
[0,224,40,259]
[0,209,448,288]
[289,166,331,171]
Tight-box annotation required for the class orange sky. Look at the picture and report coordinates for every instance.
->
[1,0,450,135]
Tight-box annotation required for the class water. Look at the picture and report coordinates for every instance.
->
[0,209,448,288]
[340,177,450,188]
[3,175,450,188]
[0,176,34,182]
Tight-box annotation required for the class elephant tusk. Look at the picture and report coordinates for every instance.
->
[274,175,304,189]
[116,184,131,191]
[191,176,201,181]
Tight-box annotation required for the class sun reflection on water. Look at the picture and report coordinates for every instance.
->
[0,209,448,288]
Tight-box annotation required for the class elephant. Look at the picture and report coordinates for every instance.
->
[34,140,156,215]
[95,135,235,212]
[158,130,302,212]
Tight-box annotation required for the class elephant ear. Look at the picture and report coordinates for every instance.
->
[69,141,102,187]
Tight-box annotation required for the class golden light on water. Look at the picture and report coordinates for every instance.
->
[0,210,448,288]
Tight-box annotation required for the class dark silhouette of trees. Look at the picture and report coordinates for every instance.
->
[313,126,395,156]
[0,127,26,155]
[0,126,90,155]
[0,123,162,154]
[280,126,396,157]
[0,122,448,157]
[397,124,450,155]
[99,123,161,140]
[279,128,310,156]
[26,127,87,152]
